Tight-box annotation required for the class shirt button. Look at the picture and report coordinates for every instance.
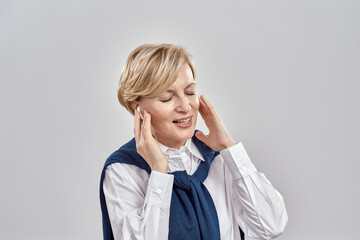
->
[156,189,162,194]
[241,167,247,171]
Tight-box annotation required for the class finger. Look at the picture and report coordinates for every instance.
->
[200,95,216,115]
[198,97,213,125]
[195,131,209,145]
[198,97,205,113]
[134,110,141,143]
[142,109,153,140]
[198,106,205,118]
[201,95,220,120]
[198,104,209,121]
[200,95,212,112]
[199,95,210,115]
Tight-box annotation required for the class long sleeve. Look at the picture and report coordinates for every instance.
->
[103,163,174,240]
[220,142,288,240]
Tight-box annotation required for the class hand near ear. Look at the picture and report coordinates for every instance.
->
[133,108,169,173]
[196,95,236,152]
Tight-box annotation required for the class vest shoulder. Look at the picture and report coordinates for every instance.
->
[192,133,220,158]
[103,138,151,173]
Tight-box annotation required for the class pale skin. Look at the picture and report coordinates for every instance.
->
[131,64,235,174]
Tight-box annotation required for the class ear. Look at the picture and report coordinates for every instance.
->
[130,101,138,111]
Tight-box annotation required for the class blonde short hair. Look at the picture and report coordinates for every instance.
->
[117,43,195,115]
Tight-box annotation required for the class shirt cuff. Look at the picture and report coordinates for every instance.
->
[220,142,257,179]
[144,170,174,209]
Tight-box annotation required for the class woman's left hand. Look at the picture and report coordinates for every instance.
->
[195,95,236,151]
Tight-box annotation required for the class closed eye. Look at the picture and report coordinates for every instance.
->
[160,97,172,103]
[160,92,195,103]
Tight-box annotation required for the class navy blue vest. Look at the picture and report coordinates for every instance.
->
[99,131,245,240]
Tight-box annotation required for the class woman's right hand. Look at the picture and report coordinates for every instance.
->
[134,109,169,174]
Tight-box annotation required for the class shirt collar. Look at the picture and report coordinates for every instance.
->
[156,138,205,161]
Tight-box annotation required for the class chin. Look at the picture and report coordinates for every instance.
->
[155,117,197,147]
[177,129,194,141]
[175,123,196,141]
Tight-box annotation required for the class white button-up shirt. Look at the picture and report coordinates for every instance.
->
[103,138,288,239]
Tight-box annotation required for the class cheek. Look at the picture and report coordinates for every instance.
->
[149,104,173,125]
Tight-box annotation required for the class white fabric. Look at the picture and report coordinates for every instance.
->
[103,138,288,240]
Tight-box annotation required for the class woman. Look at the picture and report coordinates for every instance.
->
[100,43,288,240]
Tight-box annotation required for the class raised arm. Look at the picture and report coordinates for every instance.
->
[220,143,288,239]
[103,164,173,239]
[196,95,288,239]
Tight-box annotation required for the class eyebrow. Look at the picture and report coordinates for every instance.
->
[165,82,196,93]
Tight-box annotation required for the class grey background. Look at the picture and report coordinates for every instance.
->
[1,0,359,239]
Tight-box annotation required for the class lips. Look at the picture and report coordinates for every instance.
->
[172,117,192,128]
[172,116,192,123]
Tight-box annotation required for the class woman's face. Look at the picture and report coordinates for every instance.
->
[137,64,199,149]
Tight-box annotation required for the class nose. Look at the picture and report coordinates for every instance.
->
[175,95,191,113]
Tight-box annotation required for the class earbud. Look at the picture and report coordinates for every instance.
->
[137,106,144,120]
